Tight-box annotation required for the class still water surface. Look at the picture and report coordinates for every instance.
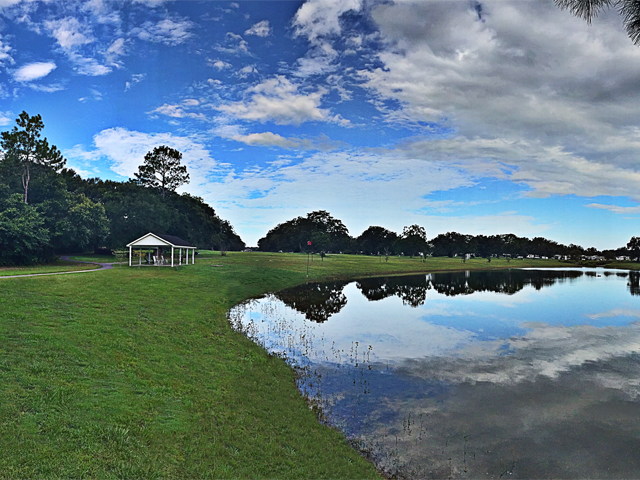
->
[229,269,640,478]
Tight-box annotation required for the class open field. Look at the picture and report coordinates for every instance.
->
[0,261,100,277]
[0,252,579,478]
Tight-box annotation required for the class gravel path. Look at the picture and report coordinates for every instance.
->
[0,256,114,280]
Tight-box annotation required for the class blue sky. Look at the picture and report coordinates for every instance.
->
[0,0,639,248]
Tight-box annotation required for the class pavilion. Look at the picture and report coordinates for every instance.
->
[126,233,196,267]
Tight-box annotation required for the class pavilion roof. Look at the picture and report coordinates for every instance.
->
[126,232,195,248]
[155,234,194,248]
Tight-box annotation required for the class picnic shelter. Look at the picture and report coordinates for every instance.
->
[126,233,196,267]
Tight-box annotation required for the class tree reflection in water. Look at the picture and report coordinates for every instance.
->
[430,269,583,296]
[273,281,349,323]
[275,270,588,324]
[357,275,431,307]
[628,271,640,296]
[357,270,585,307]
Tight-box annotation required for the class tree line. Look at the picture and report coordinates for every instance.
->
[258,210,638,261]
[0,112,244,265]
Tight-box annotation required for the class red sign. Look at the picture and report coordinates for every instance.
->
[308,241,312,245]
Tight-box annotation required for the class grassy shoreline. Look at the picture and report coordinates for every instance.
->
[0,252,620,478]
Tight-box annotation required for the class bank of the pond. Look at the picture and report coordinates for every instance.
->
[0,252,580,478]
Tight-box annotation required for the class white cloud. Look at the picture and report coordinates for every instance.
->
[235,64,257,78]
[586,203,640,214]
[231,132,302,149]
[0,0,24,8]
[125,73,145,91]
[105,37,125,63]
[245,20,271,37]
[217,75,346,126]
[42,16,112,76]
[387,136,640,201]
[134,17,193,46]
[150,103,206,120]
[132,0,168,5]
[13,61,56,82]
[293,41,339,77]
[215,125,345,151]
[71,54,111,76]
[44,17,94,50]
[29,83,64,93]
[0,37,13,65]
[293,0,362,44]
[215,32,249,55]
[208,59,231,70]
[0,111,11,126]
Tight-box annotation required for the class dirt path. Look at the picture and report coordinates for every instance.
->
[0,256,114,280]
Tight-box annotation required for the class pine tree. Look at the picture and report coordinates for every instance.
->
[134,145,190,198]
[0,111,66,204]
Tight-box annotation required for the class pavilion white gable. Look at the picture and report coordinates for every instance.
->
[126,232,196,267]
[128,233,173,247]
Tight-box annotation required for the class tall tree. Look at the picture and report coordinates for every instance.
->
[0,111,66,204]
[555,0,640,44]
[627,236,640,261]
[134,145,190,198]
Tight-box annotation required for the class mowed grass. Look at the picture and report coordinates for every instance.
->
[0,261,99,277]
[0,252,577,479]
[67,254,120,263]
[604,260,640,270]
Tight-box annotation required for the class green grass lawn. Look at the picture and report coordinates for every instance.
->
[604,260,640,270]
[66,254,120,263]
[0,261,100,276]
[0,253,579,478]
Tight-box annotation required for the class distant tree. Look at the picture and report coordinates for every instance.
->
[569,243,584,262]
[398,225,428,258]
[134,145,190,198]
[0,111,66,204]
[64,194,110,250]
[258,210,352,253]
[555,0,640,45]
[474,235,503,262]
[356,226,398,255]
[0,193,50,265]
[627,236,640,261]
[431,232,471,257]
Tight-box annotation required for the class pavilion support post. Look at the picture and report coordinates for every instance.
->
[139,249,142,266]
[179,248,182,266]
[129,246,132,267]
[192,249,195,264]
[171,247,174,267]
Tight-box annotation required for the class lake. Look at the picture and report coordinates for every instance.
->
[229,268,640,478]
